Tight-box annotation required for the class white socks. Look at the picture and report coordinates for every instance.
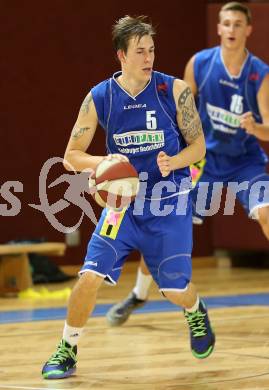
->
[63,322,83,346]
[133,267,152,300]
[185,296,200,313]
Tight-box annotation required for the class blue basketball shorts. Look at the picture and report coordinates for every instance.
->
[192,153,269,223]
[80,195,193,292]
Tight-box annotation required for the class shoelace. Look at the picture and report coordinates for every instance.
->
[48,343,76,365]
[185,310,207,337]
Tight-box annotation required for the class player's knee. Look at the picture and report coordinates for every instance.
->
[79,271,103,291]
[164,289,188,303]
[158,255,191,291]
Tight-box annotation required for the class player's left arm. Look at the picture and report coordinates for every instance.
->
[240,74,269,141]
[157,79,205,177]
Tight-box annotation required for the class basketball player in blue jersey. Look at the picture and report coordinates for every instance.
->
[42,16,215,379]
[107,1,269,326]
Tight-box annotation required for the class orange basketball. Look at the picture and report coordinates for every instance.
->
[89,158,140,210]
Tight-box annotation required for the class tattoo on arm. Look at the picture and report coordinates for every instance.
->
[80,93,93,115]
[178,87,203,142]
[72,126,90,140]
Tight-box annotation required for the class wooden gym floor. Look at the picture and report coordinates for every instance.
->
[0,258,269,390]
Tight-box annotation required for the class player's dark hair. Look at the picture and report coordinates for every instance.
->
[112,15,155,53]
[219,2,252,24]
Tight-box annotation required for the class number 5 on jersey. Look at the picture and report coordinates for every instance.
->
[146,110,157,129]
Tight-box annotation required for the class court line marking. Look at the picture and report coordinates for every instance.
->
[0,386,69,390]
[219,350,269,361]
[1,312,269,338]
[172,372,269,387]
[79,371,269,386]
[1,292,269,324]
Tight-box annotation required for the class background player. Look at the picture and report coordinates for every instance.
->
[107,1,269,326]
[42,15,215,380]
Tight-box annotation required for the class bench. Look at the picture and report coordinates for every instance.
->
[0,242,66,295]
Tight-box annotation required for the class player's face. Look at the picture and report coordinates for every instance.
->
[119,34,155,82]
[218,11,252,50]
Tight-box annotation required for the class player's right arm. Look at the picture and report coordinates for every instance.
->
[183,55,198,96]
[64,92,127,172]
[63,92,102,172]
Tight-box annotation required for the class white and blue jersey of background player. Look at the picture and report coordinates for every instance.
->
[192,46,269,221]
[80,71,193,292]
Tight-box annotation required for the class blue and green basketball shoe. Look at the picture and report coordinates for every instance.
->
[42,339,77,379]
[184,299,215,359]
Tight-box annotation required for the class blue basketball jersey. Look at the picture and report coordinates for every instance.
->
[194,46,269,162]
[91,71,191,199]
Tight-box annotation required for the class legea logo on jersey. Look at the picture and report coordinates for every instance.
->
[123,103,147,110]
[206,102,241,134]
[219,79,239,89]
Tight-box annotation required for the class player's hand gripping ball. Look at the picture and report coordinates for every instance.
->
[89,157,140,210]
